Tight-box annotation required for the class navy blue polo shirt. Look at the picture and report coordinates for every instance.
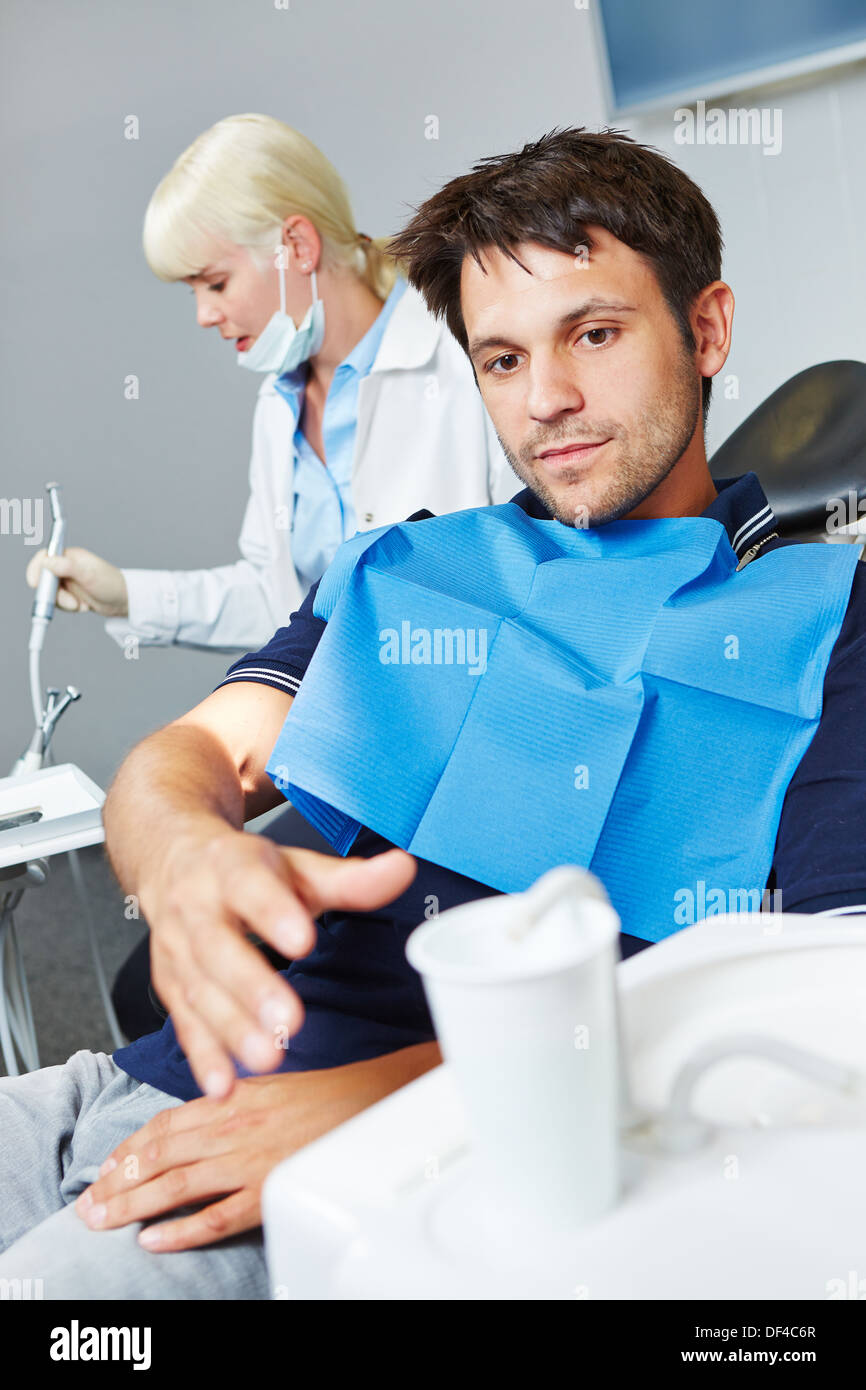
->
[114,473,866,1100]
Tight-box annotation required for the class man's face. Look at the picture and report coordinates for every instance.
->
[462,228,703,526]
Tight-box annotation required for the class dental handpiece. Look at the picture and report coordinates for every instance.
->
[30,483,67,651]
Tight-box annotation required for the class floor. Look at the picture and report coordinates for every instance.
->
[3,844,143,1071]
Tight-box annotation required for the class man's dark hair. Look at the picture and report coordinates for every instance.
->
[387,126,724,427]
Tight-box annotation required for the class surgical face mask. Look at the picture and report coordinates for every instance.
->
[236,256,325,375]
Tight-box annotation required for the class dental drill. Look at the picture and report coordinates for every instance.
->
[27,483,69,735]
[30,484,67,649]
[15,485,80,775]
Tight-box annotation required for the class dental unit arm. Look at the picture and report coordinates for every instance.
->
[0,482,124,1073]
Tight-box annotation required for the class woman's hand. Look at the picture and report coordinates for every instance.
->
[139,827,417,1099]
[25,545,129,616]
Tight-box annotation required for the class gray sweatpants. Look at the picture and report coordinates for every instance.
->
[0,1050,269,1300]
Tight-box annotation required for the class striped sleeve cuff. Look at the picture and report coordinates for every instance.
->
[214,661,304,698]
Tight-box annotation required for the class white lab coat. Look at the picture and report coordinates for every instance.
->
[105,284,515,653]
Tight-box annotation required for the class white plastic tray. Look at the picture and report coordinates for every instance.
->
[0,763,105,868]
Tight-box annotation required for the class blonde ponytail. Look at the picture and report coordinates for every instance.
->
[354,234,403,299]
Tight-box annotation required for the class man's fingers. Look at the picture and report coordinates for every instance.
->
[283,846,417,916]
[168,997,240,1100]
[150,841,313,1088]
[80,1110,232,1213]
[141,838,413,1095]
[180,970,299,1076]
[138,1190,260,1252]
[78,1158,243,1233]
[91,1094,232,1197]
[177,896,306,1058]
[219,851,318,961]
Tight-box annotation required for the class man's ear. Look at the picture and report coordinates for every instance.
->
[691,280,734,383]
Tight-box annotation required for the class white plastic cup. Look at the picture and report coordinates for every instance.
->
[406,866,623,1233]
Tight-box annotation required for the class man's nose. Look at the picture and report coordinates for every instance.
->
[525,354,586,421]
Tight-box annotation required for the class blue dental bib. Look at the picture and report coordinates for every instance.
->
[265,502,859,941]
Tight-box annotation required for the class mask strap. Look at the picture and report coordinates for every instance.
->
[277,255,317,318]
[277,248,286,317]
[276,248,316,318]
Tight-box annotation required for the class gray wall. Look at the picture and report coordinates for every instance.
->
[1,0,863,789]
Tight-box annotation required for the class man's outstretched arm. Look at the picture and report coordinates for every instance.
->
[103,680,417,1098]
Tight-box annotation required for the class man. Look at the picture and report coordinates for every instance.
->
[1,128,864,1299]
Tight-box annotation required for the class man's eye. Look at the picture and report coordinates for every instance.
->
[486,353,521,374]
[581,327,617,347]
[210,281,226,293]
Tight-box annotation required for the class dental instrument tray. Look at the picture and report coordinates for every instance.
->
[0,763,105,868]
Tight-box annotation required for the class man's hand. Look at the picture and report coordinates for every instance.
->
[74,1043,441,1251]
[140,828,417,1099]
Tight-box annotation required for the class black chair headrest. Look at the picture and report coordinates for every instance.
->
[710,361,866,536]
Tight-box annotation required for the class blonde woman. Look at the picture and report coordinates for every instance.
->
[26,114,511,651]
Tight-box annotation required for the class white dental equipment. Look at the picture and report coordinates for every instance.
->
[263,872,866,1300]
[0,483,123,1076]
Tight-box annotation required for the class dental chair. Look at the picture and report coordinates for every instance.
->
[709,359,866,544]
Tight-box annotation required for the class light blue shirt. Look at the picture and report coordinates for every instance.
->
[273,277,408,596]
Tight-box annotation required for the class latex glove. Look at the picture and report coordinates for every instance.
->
[25,545,129,617]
